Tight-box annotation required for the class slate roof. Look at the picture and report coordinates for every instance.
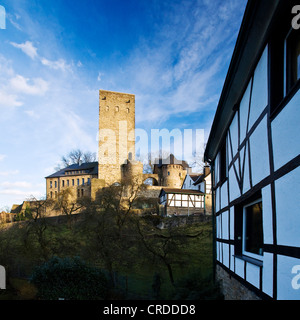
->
[154,154,189,168]
[45,162,98,178]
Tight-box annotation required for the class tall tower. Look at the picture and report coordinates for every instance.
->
[98,90,135,185]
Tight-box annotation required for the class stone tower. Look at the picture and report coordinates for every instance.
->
[98,90,135,185]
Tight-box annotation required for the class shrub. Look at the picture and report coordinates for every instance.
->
[172,272,224,300]
[30,256,108,300]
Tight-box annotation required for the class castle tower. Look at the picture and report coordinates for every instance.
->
[98,90,135,185]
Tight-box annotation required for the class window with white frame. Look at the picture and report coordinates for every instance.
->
[242,198,263,259]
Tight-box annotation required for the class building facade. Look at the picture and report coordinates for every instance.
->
[159,188,205,217]
[45,162,98,201]
[204,0,300,300]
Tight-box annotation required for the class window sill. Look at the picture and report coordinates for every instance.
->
[234,254,263,267]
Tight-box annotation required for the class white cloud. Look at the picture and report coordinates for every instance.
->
[0,154,6,161]
[10,41,72,73]
[97,72,104,81]
[0,91,23,107]
[10,41,38,59]
[41,57,71,72]
[10,75,49,95]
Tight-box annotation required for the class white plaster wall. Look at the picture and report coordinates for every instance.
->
[220,181,228,209]
[246,262,260,289]
[271,89,300,171]
[275,166,300,247]
[223,243,230,268]
[221,210,229,240]
[249,46,268,129]
[215,187,220,212]
[249,115,270,186]
[214,155,219,186]
[239,79,252,143]
[262,184,273,244]
[235,257,245,279]
[229,112,239,158]
[230,206,235,241]
[262,252,273,298]
[216,215,222,238]
[277,255,300,300]
[227,133,232,165]
[229,165,240,201]
[230,245,235,272]
[241,144,251,194]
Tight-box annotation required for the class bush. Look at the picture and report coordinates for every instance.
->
[30,256,108,300]
[172,272,224,300]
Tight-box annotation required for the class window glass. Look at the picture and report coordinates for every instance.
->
[243,200,263,257]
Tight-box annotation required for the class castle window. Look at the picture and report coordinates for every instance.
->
[62,180,65,187]
[77,179,80,186]
[55,181,57,188]
[67,180,69,187]
[126,108,130,113]
[115,106,119,112]
[72,179,75,186]
[81,189,84,197]
[87,178,90,185]
[128,152,132,160]
[168,171,170,176]
[82,178,85,185]
[50,191,53,199]
[50,181,52,188]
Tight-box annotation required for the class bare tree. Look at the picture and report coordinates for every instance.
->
[58,149,97,169]
[54,188,90,228]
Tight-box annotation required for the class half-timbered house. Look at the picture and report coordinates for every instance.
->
[204,0,300,300]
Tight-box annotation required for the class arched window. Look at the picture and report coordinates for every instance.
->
[115,106,119,112]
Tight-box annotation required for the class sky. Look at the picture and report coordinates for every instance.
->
[0,0,247,209]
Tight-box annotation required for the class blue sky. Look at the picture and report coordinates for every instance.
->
[0,0,247,209]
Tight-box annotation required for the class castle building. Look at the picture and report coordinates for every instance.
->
[204,0,300,300]
[45,162,98,200]
[45,91,192,206]
[98,90,135,186]
[153,154,189,188]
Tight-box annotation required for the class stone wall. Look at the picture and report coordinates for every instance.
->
[216,265,261,300]
[98,90,135,185]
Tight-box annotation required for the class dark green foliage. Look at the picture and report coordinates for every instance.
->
[172,272,224,300]
[30,256,108,300]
